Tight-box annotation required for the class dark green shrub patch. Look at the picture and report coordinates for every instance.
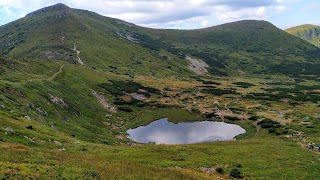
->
[98,80,160,96]
[201,87,238,96]
[118,106,133,112]
[224,116,240,121]
[216,167,224,174]
[233,82,256,88]
[249,116,259,121]
[205,112,216,118]
[230,169,243,179]
[201,80,221,85]
[258,119,281,129]
[260,123,274,128]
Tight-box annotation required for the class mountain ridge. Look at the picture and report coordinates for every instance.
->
[1,3,319,77]
[286,24,320,47]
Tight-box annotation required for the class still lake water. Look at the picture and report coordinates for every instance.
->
[127,118,246,144]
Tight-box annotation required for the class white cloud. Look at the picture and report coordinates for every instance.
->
[0,0,314,29]
[276,0,304,3]
[212,6,269,23]
[201,20,209,27]
[274,5,289,12]
[0,6,26,23]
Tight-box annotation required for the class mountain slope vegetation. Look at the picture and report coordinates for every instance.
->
[286,24,320,47]
[1,4,320,77]
[0,4,319,179]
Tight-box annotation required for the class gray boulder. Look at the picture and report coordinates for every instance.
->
[5,127,14,132]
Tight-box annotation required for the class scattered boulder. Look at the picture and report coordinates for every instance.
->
[58,147,66,151]
[24,136,35,142]
[91,90,117,112]
[5,127,14,133]
[50,124,56,129]
[128,92,147,101]
[0,105,5,108]
[48,94,67,107]
[56,12,70,19]
[24,116,31,120]
[115,135,126,140]
[199,167,214,174]
[116,31,140,43]
[53,140,62,145]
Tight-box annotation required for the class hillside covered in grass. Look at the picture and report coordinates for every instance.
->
[0,3,320,179]
[1,4,320,77]
[286,24,320,47]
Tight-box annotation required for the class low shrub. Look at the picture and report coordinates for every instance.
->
[249,116,259,121]
[230,168,243,179]
[205,112,216,118]
[216,167,224,174]
[260,123,274,129]
[118,107,133,112]
[268,128,276,133]
[225,116,240,121]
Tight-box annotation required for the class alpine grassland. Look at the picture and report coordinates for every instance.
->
[0,4,320,179]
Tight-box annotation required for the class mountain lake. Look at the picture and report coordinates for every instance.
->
[127,118,246,144]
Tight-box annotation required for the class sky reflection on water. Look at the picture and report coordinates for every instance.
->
[127,118,246,144]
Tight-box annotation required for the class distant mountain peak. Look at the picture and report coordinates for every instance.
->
[26,3,70,16]
[286,24,320,47]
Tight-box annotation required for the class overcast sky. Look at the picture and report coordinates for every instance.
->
[0,0,319,29]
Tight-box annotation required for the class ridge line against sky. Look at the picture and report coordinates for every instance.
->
[0,0,319,29]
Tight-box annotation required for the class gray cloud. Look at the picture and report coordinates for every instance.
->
[207,0,274,8]
[142,9,209,24]
[0,0,298,29]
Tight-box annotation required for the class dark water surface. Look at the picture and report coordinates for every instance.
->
[127,118,246,144]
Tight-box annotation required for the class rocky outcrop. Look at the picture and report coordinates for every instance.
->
[5,127,14,133]
[116,31,140,43]
[48,94,67,107]
[92,90,117,112]
[296,28,320,40]
[56,12,70,20]
[186,55,209,75]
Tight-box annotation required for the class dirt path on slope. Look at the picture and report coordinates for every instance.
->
[73,45,84,65]
[47,65,65,81]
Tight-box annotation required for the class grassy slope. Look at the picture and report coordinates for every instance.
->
[286,24,320,34]
[286,24,320,47]
[1,5,320,77]
[1,54,320,179]
[139,20,320,76]
[0,132,319,179]
[0,6,192,78]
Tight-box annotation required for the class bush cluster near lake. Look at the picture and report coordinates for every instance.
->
[98,80,160,96]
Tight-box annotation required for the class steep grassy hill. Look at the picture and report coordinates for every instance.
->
[1,4,320,179]
[286,24,320,47]
[1,3,320,77]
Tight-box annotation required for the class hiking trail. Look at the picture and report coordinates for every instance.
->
[73,45,84,65]
[48,65,65,81]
